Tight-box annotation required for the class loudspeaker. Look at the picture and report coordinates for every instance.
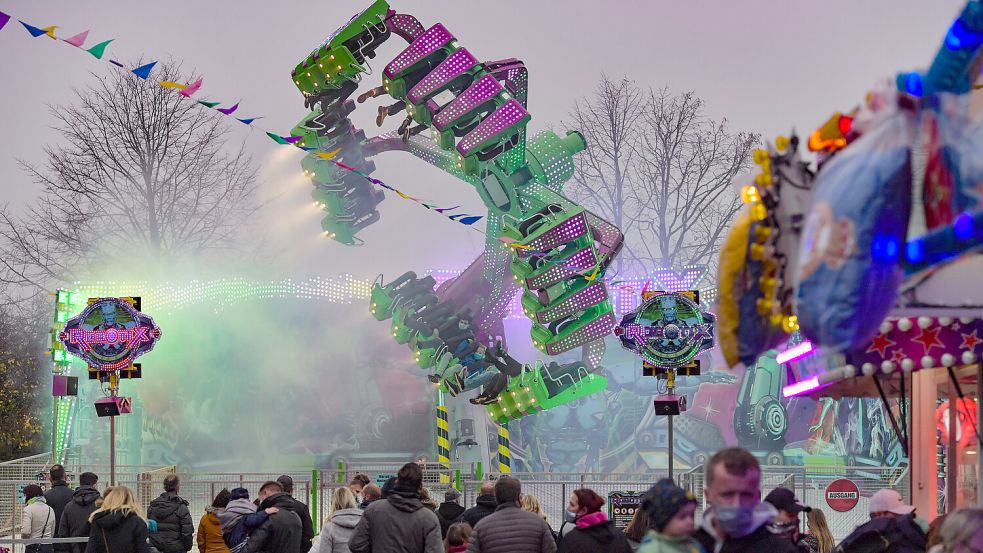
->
[52,375,79,396]
[653,395,687,416]
[94,396,132,417]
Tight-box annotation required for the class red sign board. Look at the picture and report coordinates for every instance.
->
[826,478,860,512]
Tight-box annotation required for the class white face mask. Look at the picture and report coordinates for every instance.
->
[356,493,363,504]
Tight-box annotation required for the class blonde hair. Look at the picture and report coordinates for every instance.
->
[331,487,358,515]
[89,486,145,523]
[521,494,546,519]
[806,508,835,553]
[939,508,983,552]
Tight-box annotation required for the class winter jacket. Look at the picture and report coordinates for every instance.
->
[637,530,705,553]
[461,495,497,529]
[436,501,466,538]
[466,503,555,553]
[197,508,231,553]
[315,508,361,553]
[147,492,194,553]
[278,495,314,553]
[245,493,302,553]
[23,497,56,540]
[216,499,269,551]
[45,481,75,529]
[56,486,102,553]
[84,510,150,553]
[694,524,801,553]
[834,514,928,553]
[348,488,443,553]
[557,512,632,553]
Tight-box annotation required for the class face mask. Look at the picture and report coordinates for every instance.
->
[714,505,755,538]
[356,493,363,504]
[564,510,578,523]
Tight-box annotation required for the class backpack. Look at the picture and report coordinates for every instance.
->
[834,515,927,553]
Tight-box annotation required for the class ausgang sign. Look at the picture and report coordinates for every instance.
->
[825,478,860,512]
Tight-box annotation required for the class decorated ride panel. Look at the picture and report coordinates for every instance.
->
[59,297,162,371]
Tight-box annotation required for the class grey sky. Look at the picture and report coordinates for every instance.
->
[0,0,964,279]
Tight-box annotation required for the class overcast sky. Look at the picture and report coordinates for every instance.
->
[0,0,965,279]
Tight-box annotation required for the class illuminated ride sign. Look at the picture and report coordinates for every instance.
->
[614,292,715,369]
[59,298,162,371]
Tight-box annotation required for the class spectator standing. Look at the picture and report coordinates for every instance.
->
[216,488,277,553]
[147,475,193,553]
[521,495,556,541]
[462,483,497,528]
[359,485,382,509]
[56,472,101,553]
[800,509,834,553]
[556,488,631,553]
[927,508,983,553]
[623,508,649,552]
[45,465,74,531]
[835,489,927,553]
[349,475,370,504]
[197,489,232,553]
[465,477,555,553]
[245,481,303,553]
[445,522,472,553]
[764,487,811,546]
[348,462,442,553]
[84,486,150,553]
[437,489,466,538]
[22,484,56,553]
[315,487,362,553]
[637,479,701,553]
[276,476,315,553]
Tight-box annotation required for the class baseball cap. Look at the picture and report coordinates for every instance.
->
[868,489,915,515]
[444,488,462,501]
[764,487,812,514]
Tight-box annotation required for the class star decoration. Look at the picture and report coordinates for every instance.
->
[952,322,961,331]
[913,326,945,355]
[867,333,896,357]
[891,350,906,363]
[699,398,720,422]
[961,329,982,351]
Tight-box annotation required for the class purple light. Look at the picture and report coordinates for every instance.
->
[524,213,589,252]
[457,99,530,157]
[776,341,814,364]
[434,74,503,130]
[782,376,821,398]
[407,48,479,105]
[384,23,454,79]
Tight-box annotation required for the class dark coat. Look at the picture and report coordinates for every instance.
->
[556,519,631,553]
[56,486,102,553]
[461,495,497,529]
[147,492,194,553]
[245,493,303,553]
[466,503,556,553]
[348,489,443,553]
[834,515,928,553]
[84,510,151,553]
[278,495,314,553]
[694,524,802,553]
[45,481,75,528]
[436,501,466,538]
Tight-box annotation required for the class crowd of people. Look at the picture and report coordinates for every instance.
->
[16,451,983,553]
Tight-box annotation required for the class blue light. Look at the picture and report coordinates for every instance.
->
[945,19,983,51]
[872,234,901,263]
[954,212,975,240]
[904,73,924,97]
[905,239,924,263]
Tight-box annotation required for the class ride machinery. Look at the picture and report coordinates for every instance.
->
[288,1,623,465]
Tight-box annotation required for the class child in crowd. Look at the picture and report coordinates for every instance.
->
[215,488,278,553]
[444,522,472,553]
[638,479,704,553]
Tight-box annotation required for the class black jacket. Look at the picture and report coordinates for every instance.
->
[694,524,802,553]
[462,495,497,528]
[246,492,303,553]
[556,520,631,553]
[279,495,314,553]
[834,515,927,553]
[45,481,75,528]
[147,492,193,553]
[84,510,150,553]
[56,486,102,553]
[436,501,466,537]
[349,489,442,553]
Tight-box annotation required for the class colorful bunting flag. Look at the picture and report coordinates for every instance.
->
[197,100,219,108]
[179,77,202,97]
[160,81,186,90]
[314,149,340,160]
[20,21,47,37]
[62,29,88,47]
[0,12,10,32]
[237,117,261,125]
[86,39,113,59]
[216,102,239,115]
[40,25,58,39]
[131,61,157,80]
[265,131,292,145]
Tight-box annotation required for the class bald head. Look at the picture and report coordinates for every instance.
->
[480,482,495,496]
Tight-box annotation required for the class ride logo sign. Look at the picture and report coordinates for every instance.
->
[614,292,715,368]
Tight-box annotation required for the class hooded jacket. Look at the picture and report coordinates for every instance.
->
[245,493,302,553]
[317,508,362,553]
[348,488,443,553]
[693,504,800,553]
[45,481,75,528]
[147,492,194,553]
[556,512,632,553]
[197,508,231,553]
[216,498,269,550]
[436,501,466,537]
[461,495,497,529]
[83,510,150,553]
[57,486,102,553]
[465,502,556,553]
[637,530,704,553]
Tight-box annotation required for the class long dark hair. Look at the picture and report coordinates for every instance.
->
[624,507,649,542]
[212,489,231,508]
[573,488,605,515]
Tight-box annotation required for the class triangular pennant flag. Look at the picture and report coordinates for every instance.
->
[216,102,239,115]
[299,146,317,151]
[265,131,291,145]
[421,203,435,209]
[108,59,125,68]
[458,215,483,226]
[197,100,219,108]
[131,61,157,80]
[160,81,186,90]
[62,29,89,47]
[314,148,341,160]
[283,136,303,143]
[40,25,58,39]
[86,39,114,59]
[433,205,461,214]
[179,78,203,97]
[0,12,10,32]
[20,21,47,37]
[237,117,261,125]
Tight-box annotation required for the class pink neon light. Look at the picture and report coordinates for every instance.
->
[776,341,814,364]
[782,376,820,398]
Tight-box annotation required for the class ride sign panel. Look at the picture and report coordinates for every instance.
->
[825,478,860,512]
[59,297,162,371]
[615,292,715,368]
[608,491,644,529]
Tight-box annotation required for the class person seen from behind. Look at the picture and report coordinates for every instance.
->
[521,494,556,540]
[56,471,101,553]
[22,484,56,553]
[197,489,232,553]
[245,481,303,553]
[84,486,150,553]
[556,488,631,553]
[445,522,472,553]
[45,464,74,531]
[927,508,983,553]
[623,507,649,552]
[276,475,315,553]
[799,508,834,553]
[147,475,193,553]
[834,488,927,553]
[359,485,381,509]
[348,462,442,553]
[636,479,701,553]
[437,488,466,538]
[314,487,362,553]
[462,482,497,528]
[216,488,277,553]
[465,476,555,553]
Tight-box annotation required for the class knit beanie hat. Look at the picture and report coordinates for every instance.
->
[230,488,249,501]
[642,478,697,532]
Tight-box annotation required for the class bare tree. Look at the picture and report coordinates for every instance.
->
[0,64,258,296]
[566,79,757,278]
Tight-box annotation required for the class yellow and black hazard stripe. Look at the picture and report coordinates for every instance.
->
[436,405,451,483]
[497,424,511,474]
